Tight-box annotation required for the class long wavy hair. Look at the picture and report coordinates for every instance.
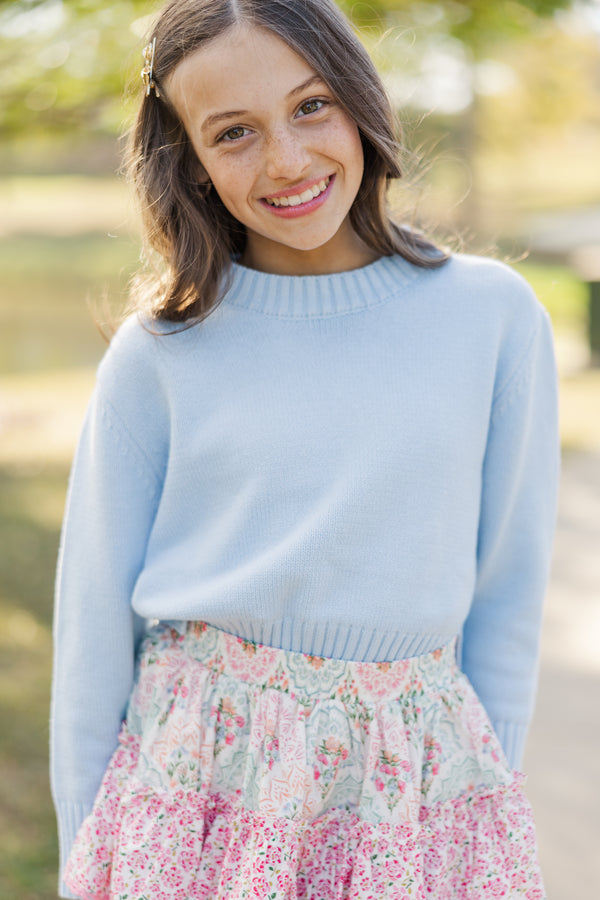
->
[126,0,449,324]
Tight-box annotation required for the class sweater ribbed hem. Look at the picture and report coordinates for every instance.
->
[160,616,455,663]
[492,719,528,771]
[56,798,90,899]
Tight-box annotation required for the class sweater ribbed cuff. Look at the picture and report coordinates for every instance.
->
[491,719,528,772]
[56,798,90,899]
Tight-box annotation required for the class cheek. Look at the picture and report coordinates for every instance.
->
[326,118,364,183]
[205,157,258,210]
[345,125,365,175]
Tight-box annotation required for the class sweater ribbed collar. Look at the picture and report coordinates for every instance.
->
[224,254,422,318]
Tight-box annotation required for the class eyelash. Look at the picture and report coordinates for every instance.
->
[217,97,329,143]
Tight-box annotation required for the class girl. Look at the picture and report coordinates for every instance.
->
[51,1,560,898]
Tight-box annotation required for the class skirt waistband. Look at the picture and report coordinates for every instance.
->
[158,620,461,703]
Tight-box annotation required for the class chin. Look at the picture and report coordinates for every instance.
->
[277,229,343,252]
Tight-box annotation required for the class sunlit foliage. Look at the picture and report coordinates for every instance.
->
[0,0,582,138]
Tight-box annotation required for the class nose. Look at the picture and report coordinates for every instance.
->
[264,125,312,181]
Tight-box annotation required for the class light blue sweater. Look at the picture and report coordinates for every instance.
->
[51,252,559,896]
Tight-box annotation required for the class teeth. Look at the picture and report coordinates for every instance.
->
[266,176,330,208]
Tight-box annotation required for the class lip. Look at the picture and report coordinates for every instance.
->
[263,175,332,201]
[259,174,335,219]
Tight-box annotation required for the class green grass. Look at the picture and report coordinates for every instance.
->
[515,261,589,331]
[0,228,138,896]
[0,465,66,900]
[0,233,138,374]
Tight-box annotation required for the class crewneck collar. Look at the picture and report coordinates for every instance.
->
[224,254,422,318]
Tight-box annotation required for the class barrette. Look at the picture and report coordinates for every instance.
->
[141,37,160,98]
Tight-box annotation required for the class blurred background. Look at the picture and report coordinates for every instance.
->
[1,0,599,897]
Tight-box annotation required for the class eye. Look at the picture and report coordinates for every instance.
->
[296,98,327,117]
[219,125,251,143]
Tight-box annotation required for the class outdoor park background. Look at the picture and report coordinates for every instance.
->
[1,0,599,897]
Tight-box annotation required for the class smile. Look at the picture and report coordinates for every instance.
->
[259,175,335,219]
[264,176,331,207]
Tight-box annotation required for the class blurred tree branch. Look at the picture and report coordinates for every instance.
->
[0,0,585,140]
[341,0,573,49]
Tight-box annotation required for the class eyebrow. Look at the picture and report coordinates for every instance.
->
[200,75,326,134]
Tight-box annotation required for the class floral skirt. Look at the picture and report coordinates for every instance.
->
[64,621,546,900]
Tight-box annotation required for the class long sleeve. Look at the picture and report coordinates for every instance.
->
[50,324,168,897]
[461,301,560,771]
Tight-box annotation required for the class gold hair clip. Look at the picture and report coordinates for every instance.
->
[141,37,160,98]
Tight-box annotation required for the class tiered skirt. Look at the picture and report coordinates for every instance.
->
[64,620,546,899]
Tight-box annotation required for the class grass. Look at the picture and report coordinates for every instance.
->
[0,221,139,897]
[0,233,139,374]
[0,176,137,241]
[514,261,589,331]
[0,464,65,900]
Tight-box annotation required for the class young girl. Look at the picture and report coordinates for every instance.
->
[51,1,560,898]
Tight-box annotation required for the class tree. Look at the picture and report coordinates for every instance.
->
[334,0,581,233]
[0,0,595,230]
[0,0,152,140]
[340,0,573,50]
[0,0,578,140]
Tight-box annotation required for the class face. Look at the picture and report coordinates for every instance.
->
[164,24,372,275]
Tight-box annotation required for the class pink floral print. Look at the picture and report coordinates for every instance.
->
[373,748,413,812]
[64,621,546,899]
[312,736,350,799]
[212,696,246,752]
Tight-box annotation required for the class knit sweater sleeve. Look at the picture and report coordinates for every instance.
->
[50,319,168,898]
[461,297,560,771]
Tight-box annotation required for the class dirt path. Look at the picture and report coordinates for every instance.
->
[525,449,600,898]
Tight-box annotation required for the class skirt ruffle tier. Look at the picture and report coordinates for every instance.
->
[64,621,546,900]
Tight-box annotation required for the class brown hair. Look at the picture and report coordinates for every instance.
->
[126,0,449,324]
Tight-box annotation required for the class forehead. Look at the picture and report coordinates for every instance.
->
[165,24,321,120]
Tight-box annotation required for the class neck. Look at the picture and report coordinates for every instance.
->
[240,224,380,277]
